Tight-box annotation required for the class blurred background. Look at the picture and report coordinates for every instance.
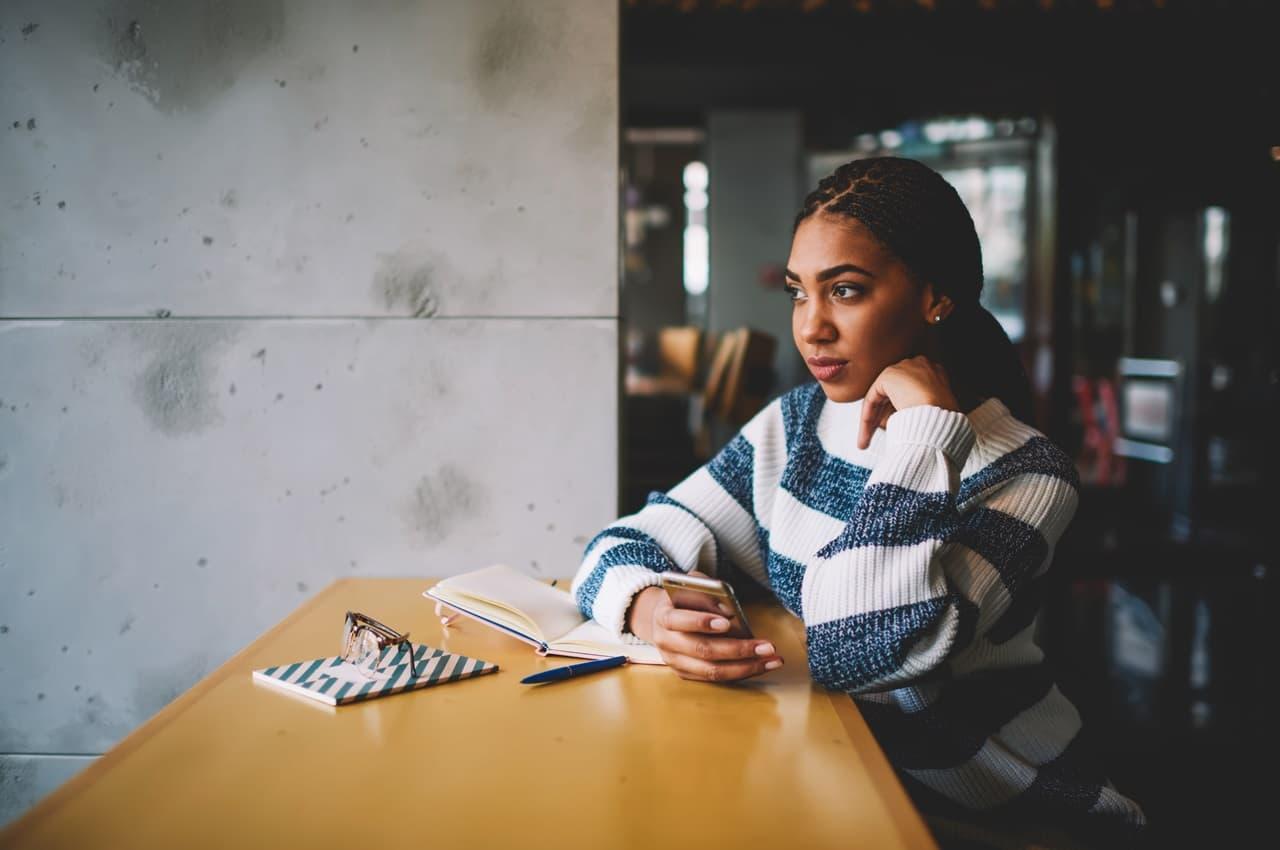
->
[617,0,1276,846]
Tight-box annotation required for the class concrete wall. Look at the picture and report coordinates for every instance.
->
[706,110,808,395]
[0,0,618,825]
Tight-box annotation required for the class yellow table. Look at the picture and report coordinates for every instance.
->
[1,578,937,850]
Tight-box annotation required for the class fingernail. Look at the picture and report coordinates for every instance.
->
[754,642,775,656]
[765,659,782,670]
[710,618,730,631]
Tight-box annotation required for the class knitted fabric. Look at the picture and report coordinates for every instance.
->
[571,383,1146,839]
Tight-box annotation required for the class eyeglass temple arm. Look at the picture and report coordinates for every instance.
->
[390,638,424,677]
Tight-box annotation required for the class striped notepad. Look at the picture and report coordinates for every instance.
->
[252,642,498,706]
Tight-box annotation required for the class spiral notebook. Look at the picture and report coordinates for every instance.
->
[252,642,498,706]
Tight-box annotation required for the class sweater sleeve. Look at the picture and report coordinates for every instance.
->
[799,403,1077,693]
[569,400,781,641]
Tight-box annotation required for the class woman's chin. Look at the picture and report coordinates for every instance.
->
[815,380,865,403]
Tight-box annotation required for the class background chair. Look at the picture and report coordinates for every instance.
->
[655,325,703,388]
[694,327,777,461]
[622,325,777,514]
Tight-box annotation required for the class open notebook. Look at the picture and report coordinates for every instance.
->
[424,564,664,665]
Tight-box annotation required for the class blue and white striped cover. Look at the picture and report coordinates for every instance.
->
[570,382,1146,838]
[253,642,497,706]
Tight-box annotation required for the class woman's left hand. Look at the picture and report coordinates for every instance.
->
[857,355,959,450]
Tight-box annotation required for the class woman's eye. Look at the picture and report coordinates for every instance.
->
[784,284,862,301]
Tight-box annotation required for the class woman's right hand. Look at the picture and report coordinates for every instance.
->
[626,584,784,683]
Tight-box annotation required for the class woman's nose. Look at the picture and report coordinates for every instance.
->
[798,302,835,344]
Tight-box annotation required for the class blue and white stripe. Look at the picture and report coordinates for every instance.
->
[253,643,497,706]
[569,380,1145,834]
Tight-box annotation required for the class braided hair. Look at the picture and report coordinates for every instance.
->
[793,156,1034,424]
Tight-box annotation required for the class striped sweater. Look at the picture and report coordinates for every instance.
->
[571,382,1145,839]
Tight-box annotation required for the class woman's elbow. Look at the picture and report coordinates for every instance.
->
[804,598,960,692]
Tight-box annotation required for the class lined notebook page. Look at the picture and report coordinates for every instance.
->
[553,619,664,664]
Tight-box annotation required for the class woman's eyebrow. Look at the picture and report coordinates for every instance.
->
[783,263,875,282]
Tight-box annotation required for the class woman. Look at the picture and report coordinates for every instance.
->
[570,157,1145,848]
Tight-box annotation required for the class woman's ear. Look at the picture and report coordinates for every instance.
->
[919,284,954,325]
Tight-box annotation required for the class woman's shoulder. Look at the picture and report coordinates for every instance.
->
[959,397,1080,508]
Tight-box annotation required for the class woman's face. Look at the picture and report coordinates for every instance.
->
[785,214,935,403]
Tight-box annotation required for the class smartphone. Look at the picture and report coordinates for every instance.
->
[659,572,753,639]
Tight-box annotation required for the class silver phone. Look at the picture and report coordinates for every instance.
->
[659,572,754,639]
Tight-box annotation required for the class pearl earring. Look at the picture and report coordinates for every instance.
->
[933,314,942,323]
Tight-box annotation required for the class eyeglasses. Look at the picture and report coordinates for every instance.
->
[341,611,424,679]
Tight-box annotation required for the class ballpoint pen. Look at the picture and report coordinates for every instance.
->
[519,654,628,685]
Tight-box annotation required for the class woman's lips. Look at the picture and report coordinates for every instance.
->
[807,357,848,381]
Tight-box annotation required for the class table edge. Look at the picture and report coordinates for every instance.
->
[824,688,939,850]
